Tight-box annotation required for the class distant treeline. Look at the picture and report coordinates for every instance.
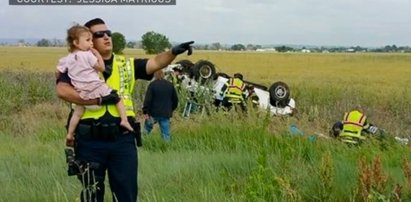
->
[2,38,410,53]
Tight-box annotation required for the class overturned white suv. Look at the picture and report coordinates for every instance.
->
[164,60,296,116]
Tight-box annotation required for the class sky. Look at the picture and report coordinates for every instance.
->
[1,0,410,47]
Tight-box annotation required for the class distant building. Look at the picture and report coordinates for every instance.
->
[256,48,276,52]
[346,48,355,53]
[301,49,311,53]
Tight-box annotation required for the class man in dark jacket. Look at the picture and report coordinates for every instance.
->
[143,70,178,142]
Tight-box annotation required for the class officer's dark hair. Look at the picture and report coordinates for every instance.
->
[84,18,106,29]
[234,73,243,80]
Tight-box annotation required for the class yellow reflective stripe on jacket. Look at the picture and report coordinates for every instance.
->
[340,135,366,144]
[107,56,135,117]
[340,132,366,145]
[82,54,136,119]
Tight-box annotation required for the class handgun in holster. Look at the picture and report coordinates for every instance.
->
[133,122,143,147]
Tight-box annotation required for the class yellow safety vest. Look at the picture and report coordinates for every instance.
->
[224,78,246,102]
[340,110,368,144]
[82,54,136,119]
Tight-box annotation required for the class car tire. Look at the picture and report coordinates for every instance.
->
[269,81,290,107]
[193,60,216,84]
[175,59,194,74]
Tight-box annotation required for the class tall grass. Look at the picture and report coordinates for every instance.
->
[1,48,411,201]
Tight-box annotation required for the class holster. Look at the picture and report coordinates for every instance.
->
[133,122,143,147]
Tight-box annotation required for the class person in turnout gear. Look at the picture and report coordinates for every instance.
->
[220,73,247,112]
[330,109,379,145]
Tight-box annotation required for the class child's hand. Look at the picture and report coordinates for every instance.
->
[66,133,75,147]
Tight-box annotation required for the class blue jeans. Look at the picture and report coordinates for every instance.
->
[144,117,171,142]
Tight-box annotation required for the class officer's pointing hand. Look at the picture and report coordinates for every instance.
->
[171,41,194,56]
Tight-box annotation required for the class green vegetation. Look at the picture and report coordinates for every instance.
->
[112,32,127,54]
[141,31,171,54]
[1,47,411,201]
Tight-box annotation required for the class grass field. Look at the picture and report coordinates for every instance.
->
[1,47,411,201]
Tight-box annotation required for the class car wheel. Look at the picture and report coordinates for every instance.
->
[193,60,216,84]
[269,81,290,107]
[175,59,194,74]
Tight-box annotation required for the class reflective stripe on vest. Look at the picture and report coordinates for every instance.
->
[225,78,245,100]
[340,110,367,144]
[81,55,136,119]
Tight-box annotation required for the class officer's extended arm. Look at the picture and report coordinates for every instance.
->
[146,41,194,75]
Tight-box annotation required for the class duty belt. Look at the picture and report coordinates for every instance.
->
[76,119,134,141]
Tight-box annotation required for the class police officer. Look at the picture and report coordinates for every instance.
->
[56,18,193,202]
[220,73,247,112]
